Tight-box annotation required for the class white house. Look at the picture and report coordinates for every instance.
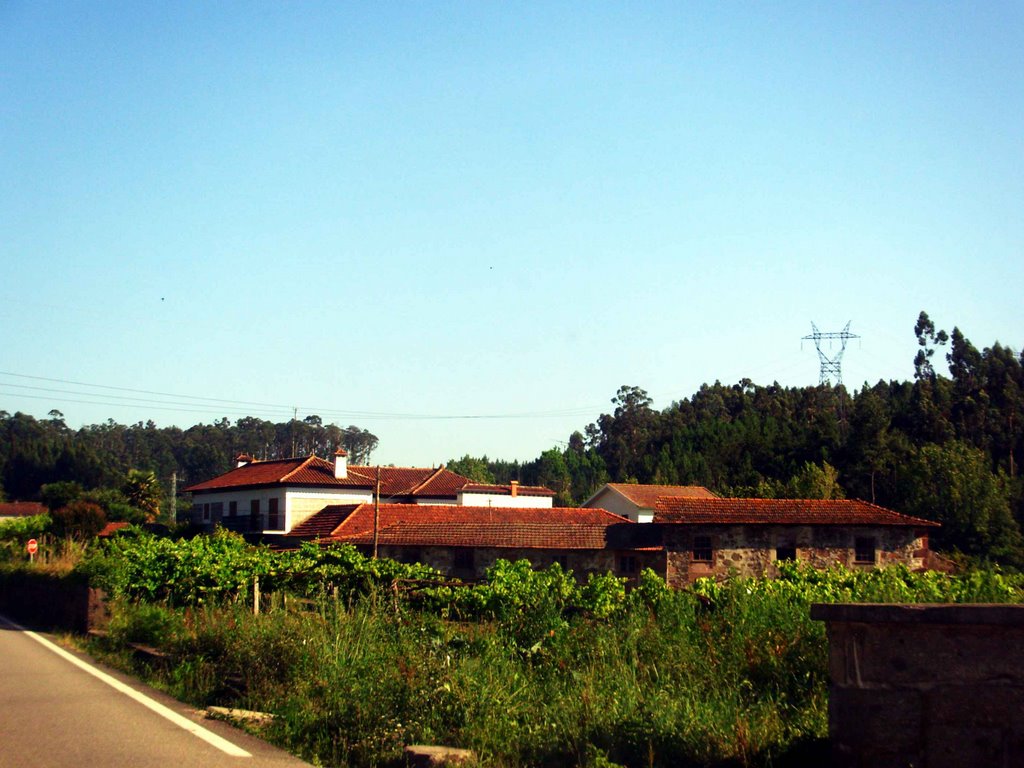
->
[183,451,553,534]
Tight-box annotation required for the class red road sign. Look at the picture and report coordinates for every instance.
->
[26,539,38,555]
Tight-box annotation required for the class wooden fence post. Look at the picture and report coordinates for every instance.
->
[253,575,260,616]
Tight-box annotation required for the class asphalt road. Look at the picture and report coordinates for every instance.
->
[0,614,311,768]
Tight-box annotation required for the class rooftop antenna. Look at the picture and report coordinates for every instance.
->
[802,322,859,386]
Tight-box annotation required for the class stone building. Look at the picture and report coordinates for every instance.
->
[653,497,938,586]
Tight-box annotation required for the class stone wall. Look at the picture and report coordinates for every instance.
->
[0,570,109,632]
[811,603,1024,768]
[662,525,928,586]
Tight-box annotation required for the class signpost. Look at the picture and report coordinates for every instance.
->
[27,538,37,563]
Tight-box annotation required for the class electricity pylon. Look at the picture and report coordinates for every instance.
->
[802,322,859,386]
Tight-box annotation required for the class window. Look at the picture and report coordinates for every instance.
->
[776,545,797,562]
[692,536,713,563]
[250,499,261,531]
[619,555,637,574]
[202,503,210,522]
[553,554,569,569]
[855,537,876,564]
[267,498,281,530]
[211,502,223,521]
[228,501,237,517]
[453,549,474,571]
[191,504,202,522]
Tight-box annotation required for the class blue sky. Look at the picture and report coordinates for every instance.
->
[2,2,1022,466]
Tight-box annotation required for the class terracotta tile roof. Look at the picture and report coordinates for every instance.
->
[461,483,557,497]
[603,484,719,508]
[346,521,613,550]
[407,468,476,499]
[0,501,47,517]
[184,456,333,492]
[286,503,642,551]
[289,505,360,538]
[654,497,940,527]
[98,521,131,538]
[184,456,475,499]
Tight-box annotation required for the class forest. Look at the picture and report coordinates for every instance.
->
[2,312,1022,566]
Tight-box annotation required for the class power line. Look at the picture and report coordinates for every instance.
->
[0,371,605,422]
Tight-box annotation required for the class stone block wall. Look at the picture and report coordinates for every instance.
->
[811,603,1024,768]
[662,525,927,586]
[0,570,109,632]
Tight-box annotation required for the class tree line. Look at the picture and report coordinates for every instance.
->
[0,411,379,513]
[448,312,1024,567]
[2,311,1021,565]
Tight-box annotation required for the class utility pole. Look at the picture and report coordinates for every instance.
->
[169,471,177,525]
[372,465,381,559]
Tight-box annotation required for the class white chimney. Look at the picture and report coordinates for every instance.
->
[236,453,253,468]
[334,449,348,479]
[510,480,519,497]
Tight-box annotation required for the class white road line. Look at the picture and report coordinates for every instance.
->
[3,616,251,758]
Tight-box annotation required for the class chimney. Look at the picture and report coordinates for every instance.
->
[510,480,519,497]
[236,453,253,468]
[334,449,348,479]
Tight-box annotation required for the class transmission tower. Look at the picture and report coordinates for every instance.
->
[802,322,859,386]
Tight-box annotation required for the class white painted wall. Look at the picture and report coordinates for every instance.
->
[456,491,553,508]
[582,487,645,522]
[191,486,372,533]
[286,488,372,531]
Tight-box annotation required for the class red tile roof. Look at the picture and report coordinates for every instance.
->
[289,505,360,538]
[183,456,477,499]
[601,484,719,508]
[287,504,637,550]
[654,497,939,527]
[347,521,612,550]
[461,483,557,497]
[0,502,47,518]
[98,521,131,538]
[184,456,334,491]
[407,468,476,499]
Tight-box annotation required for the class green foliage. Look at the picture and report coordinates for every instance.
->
[784,460,845,500]
[902,440,1022,564]
[0,513,52,564]
[78,487,147,524]
[89,560,1024,768]
[445,454,496,483]
[0,513,51,541]
[40,480,84,512]
[123,469,162,521]
[51,500,107,539]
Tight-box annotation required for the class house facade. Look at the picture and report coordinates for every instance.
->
[652,497,937,586]
[182,452,553,534]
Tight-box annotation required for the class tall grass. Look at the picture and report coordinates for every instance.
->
[97,584,830,766]
[86,554,1024,768]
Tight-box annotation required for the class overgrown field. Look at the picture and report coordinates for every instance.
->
[73,530,1024,767]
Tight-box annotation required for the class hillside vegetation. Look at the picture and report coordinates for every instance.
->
[3,311,1022,565]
